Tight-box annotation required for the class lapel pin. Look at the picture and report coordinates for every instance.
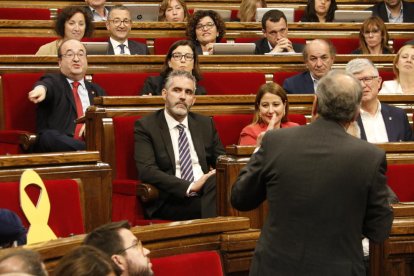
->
[389,117,392,121]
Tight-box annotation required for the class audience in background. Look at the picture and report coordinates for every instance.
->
[283,39,335,94]
[36,6,93,55]
[0,249,48,276]
[158,0,189,22]
[369,0,414,23]
[140,40,206,95]
[84,221,153,276]
[255,9,304,54]
[85,0,110,21]
[380,44,414,94]
[29,39,106,152]
[239,82,299,146]
[186,10,226,55]
[352,16,392,55]
[54,245,118,276]
[106,5,149,55]
[301,0,337,22]
[346,58,413,142]
[238,0,267,22]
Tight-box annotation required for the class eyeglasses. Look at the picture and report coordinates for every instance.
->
[357,76,378,84]
[61,51,86,59]
[363,29,380,36]
[117,240,142,255]
[171,52,194,61]
[109,19,132,26]
[196,22,215,30]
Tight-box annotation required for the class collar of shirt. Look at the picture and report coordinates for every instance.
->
[109,37,129,54]
[66,78,86,89]
[164,109,189,131]
[309,73,319,91]
[386,3,403,23]
[267,40,273,51]
[89,6,108,21]
[360,100,382,118]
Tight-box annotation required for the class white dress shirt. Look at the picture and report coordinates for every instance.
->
[88,6,109,21]
[360,101,389,143]
[386,4,403,23]
[109,37,131,55]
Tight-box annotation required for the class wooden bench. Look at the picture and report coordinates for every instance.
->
[0,216,260,276]
[0,151,111,232]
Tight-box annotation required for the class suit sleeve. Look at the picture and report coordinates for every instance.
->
[363,153,394,243]
[210,118,225,167]
[402,112,413,141]
[140,77,159,95]
[283,78,294,94]
[134,119,191,198]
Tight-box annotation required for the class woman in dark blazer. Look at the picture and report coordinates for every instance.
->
[140,40,206,95]
[352,16,393,54]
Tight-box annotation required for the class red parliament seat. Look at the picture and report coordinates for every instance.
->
[0,8,51,20]
[154,37,187,55]
[92,73,158,96]
[273,71,301,86]
[392,38,412,52]
[0,178,85,237]
[386,164,414,202]
[199,72,266,95]
[329,38,360,54]
[0,37,57,55]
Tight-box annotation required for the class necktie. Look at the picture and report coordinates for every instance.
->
[119,44,125,54]
[177,124,194,182]
[72,81,84,140]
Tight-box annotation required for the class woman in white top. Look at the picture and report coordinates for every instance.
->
[380,44,414,94]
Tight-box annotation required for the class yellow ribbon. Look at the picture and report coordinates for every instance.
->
[20,169,57,244]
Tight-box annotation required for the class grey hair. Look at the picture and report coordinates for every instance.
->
[345,58,379,76]
[107,5,131,19]
[164,70,196,90]
[316,70,362,123]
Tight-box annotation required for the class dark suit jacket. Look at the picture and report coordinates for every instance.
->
[369,1,414,22]
[140,75,207,95]
[106,39,149,55]
[405,39,414,45]
[134,109,225,217]
[254,37,305,55]
[283,71,315,94]
[35,73,106,136]
[351,48,392,54]
[357,103,413,142]
[231,118,393,275]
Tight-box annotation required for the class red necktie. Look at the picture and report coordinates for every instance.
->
[72,81,84,140]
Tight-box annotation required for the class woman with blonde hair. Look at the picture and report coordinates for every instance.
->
[380,44,414,94]
[352,16,392,54]
[238,0,267,22]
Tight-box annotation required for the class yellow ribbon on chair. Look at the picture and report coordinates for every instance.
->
[20,169,57,244]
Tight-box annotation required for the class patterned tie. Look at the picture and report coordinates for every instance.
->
[177,124,194,182]
[71,81,84,140]
[119,44,125,54]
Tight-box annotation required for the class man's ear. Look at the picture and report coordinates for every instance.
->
[311,95,319,122]
[105,21,110,31]
[161,88,167,100]
[111,254,126,272]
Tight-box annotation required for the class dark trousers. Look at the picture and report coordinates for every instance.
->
[34,129,85,153]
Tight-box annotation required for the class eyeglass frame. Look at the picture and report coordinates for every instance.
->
[109,18,132,26]
[196,22,215,31]
[171,52,194,61]
[117,239,143,255]
[362,29,381,36]
[60,50,87,59]
[357,75,379,85]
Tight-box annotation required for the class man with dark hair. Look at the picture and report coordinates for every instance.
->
[0,209,26,248]
[106,5,149,55]
[0,249,48,276]
[231,70,393,275]
[369,0,414,23]
[135,70,225,220]
[85,0,110,21]
[254,9,304,54]
[84,221,153,276]
[283,39,335,94]
[28,39,106,152]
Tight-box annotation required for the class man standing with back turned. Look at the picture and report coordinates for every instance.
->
[231,70,393,275]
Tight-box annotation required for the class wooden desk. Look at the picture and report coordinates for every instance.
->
[0,151,112,232]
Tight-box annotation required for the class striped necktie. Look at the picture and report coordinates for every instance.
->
[177,124,194,182]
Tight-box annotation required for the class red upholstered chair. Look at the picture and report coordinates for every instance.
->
[0,37,57,55]
[152,251,223,276]
[0,73,43,154]
[0,178,85,237]
[288,113,307,125]
[273,71,301,86]
[111,116,168,225]
[199,72,266,95]
[213,114,253,147]
[294,9,305,22]
[154,37,187,55]
[392,38,411,52]
[92,73,158,96]
[386,164,414,202]
[0,8,51,20]
[330,38,360,54]
[379,71,395,82]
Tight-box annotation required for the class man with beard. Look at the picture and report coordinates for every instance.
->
[283,39,335,94]
[84,221,153,276]
[369,0,414,23]
[134,70,225,220]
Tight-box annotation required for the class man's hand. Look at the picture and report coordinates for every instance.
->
[190,169,216,193]
[28,86,46,103]
[78,124,86,138]
[270,38,294,53]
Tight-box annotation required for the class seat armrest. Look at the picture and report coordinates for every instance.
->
[137,183,159,203]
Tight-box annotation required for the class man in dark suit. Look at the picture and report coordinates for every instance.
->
[28,39,106,152]
[85,0,110,21]
[134,70,225,220]
[346,58,413,142]
[369,0,414,23]
[106,5,149,55]
[231,70,393,275]
[283,39,335,94]
[254,9,304,55]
